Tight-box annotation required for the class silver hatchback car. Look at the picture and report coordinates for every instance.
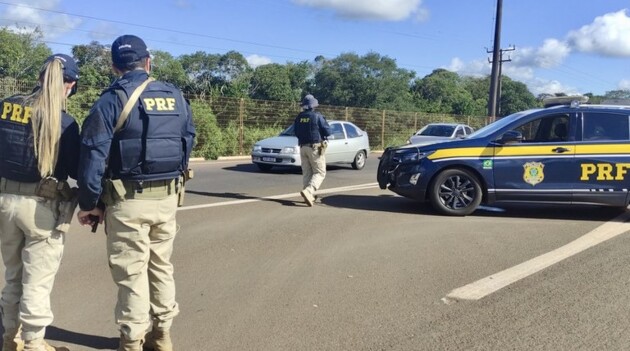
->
[251,120,370,171]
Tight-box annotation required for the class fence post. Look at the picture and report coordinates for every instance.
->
[345,106,348,121]
[381,110,386,150]
[414,112,418,131]
[239,98,244,156]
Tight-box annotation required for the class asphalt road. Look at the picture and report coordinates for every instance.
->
[3,153,630,350]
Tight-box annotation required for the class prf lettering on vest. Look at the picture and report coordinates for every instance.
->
[143,97,176,111]
[580,163,630,181]
[1,102,33,125]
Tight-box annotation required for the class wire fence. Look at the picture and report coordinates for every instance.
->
[2,78,489,155]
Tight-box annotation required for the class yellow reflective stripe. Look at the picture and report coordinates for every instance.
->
[428,147,493,160]
[575,144,630,154]
[494,145,573,156]
[427,143,630,161]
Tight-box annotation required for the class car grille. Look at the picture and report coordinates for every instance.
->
[262,148,282,154]
[377,148,395,189]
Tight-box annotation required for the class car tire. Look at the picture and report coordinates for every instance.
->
[429,168,482,216]
[351,150,367,170]
[256,163,273,172]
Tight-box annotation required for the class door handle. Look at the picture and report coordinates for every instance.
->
[552,147,570,153]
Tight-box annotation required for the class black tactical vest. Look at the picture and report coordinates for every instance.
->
[107,79,188,181]
[0,95,41,182]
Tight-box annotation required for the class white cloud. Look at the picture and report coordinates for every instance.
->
[292,0,427,21]
[1,0,82,39]
[567,9,630,57]
[618,79,630,90]
[173,0,192,9]
[510,39,570,69]
[247,54,273,68]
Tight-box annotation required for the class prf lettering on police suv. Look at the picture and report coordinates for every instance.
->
[377,96,630,216]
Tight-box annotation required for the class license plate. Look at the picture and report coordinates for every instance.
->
[262,157,276,162]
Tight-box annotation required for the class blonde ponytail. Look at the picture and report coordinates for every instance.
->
[28,58,66,178]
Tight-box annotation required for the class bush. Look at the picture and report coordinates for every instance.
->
[190,100,224,159]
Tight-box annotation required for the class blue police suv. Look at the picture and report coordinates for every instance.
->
[377,96,630,216]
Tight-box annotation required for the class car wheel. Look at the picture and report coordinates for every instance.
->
[429,168,482,216]
[256,163,273,172]
[351,150,367,170]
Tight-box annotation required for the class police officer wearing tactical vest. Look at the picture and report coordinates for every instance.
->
[76,35,195,351]
[293,94,331,206]
[0,54,80,351]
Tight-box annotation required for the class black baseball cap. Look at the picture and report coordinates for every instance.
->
[45,54,80,82]
[111,34,150,67]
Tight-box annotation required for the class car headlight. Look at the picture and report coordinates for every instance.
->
[252,145,262,153]
[393,149,434,164]
[280,146,298,154]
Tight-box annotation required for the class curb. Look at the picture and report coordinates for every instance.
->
[191,150,384,162]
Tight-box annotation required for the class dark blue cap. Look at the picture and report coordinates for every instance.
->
[111,34,150,67]
[301,94,319,109]
[45,54,80,81]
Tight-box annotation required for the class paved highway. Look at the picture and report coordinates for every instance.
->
[3,153,630,350]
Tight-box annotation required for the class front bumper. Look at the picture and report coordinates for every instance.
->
[377,148,429,201]
[251,152,300,167]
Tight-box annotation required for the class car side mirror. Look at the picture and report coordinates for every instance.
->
[496,130,523,144]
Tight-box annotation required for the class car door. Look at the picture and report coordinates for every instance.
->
[492,112,577,203]
[326,122,346,163]
[573,111,630,206]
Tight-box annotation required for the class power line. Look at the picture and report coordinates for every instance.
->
[0,1,327,56]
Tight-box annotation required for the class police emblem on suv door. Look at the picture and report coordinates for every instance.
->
[523,162,545,186]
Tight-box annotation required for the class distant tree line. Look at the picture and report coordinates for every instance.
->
[3,27,628,118]
[3,27,630,159]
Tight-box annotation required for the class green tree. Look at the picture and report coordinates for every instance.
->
[412,69,473,114]
[0,27,51,81]
[72,41,114,88]
[498,76,538,116]
[312,52,415,110]
[249,63,294,101]
[151,50,187,87]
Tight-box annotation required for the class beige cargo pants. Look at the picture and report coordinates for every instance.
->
[0,194,64,341]
[300,144,326,194]
[105,193,180,341]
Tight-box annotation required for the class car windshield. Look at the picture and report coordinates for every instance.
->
[467,109,542,139]
[279,125,295,136]
[418,125,455,137]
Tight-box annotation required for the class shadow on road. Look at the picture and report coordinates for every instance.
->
[321,194,627,221]
[221,163,351,174]
[186,190,302,207]
[30,325,118,350]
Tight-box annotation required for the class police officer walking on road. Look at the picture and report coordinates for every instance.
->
[0,54,80,351]
[76,35,195,351]
[293,94,331,206]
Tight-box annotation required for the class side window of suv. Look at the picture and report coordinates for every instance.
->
[514,114,570,142]
[583,112,630,141]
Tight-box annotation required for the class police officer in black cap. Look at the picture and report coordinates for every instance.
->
[293,94,331,206]
[0,54,80,351]
[76,35,195,351]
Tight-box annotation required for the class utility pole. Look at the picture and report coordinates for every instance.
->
[487,0,503,123]
[487,45,514,117]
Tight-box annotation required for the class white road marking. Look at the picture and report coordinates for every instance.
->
[177,183,379,211]
[443,210,630,303]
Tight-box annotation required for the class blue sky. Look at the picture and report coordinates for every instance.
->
[1,0,629,96]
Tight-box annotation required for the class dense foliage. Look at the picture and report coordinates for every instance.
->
[2,27,627,158]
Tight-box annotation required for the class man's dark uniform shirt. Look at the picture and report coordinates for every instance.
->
[293,110,331,145]
[0,95,80,183]
[77,70,196,211]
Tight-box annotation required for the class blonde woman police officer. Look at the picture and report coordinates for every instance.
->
[0,54,80,351]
